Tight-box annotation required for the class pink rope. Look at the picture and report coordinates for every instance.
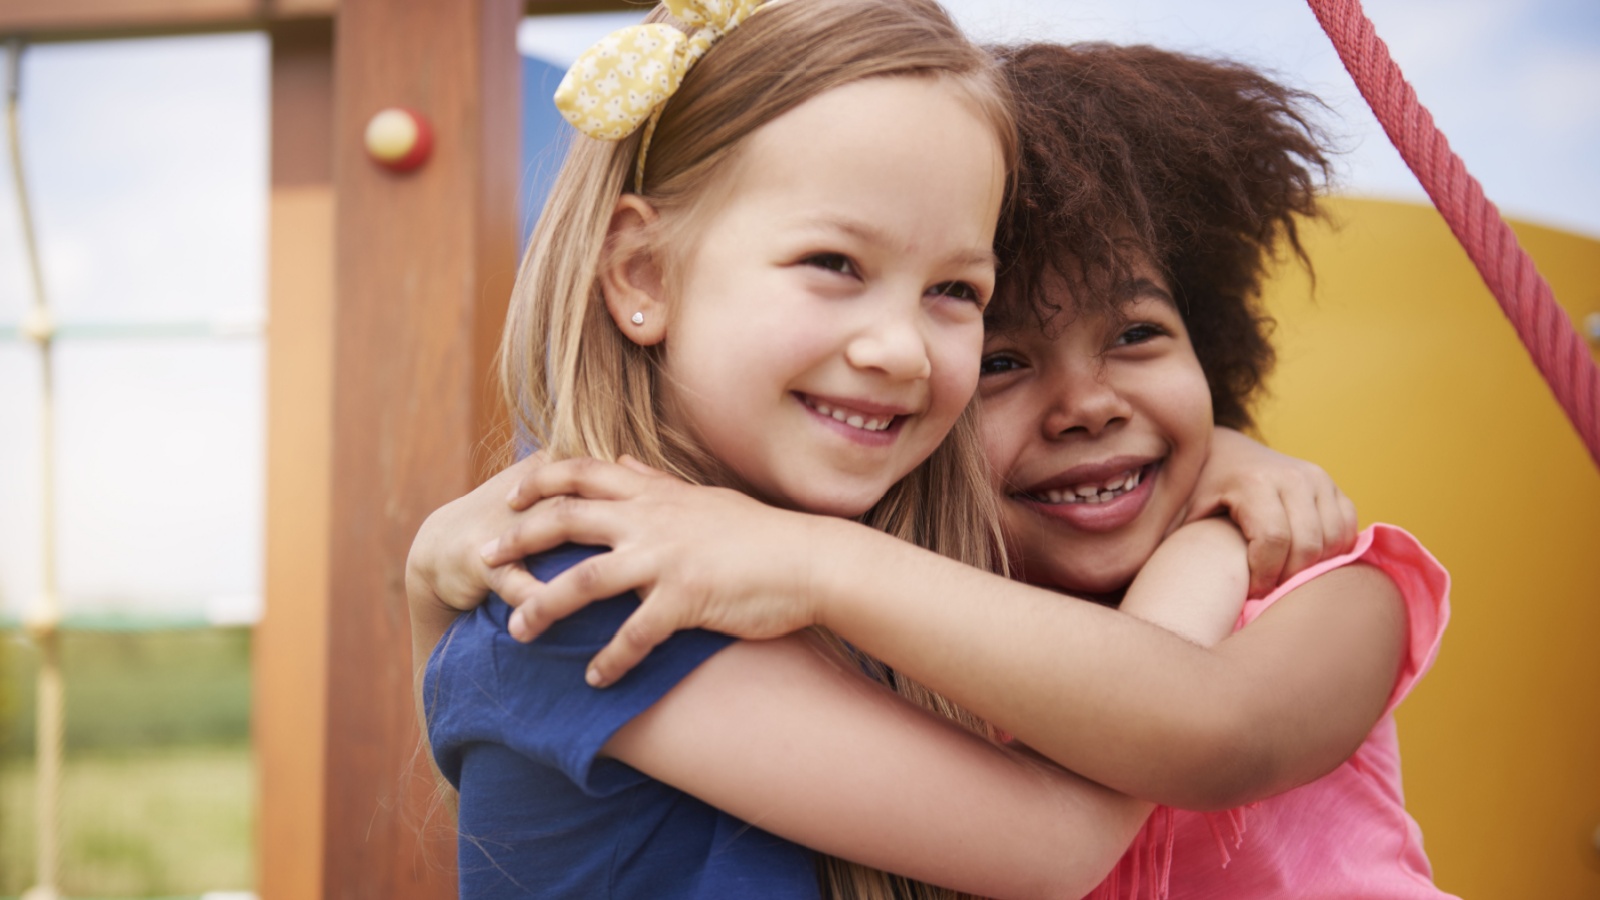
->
[1307,0,1600,469]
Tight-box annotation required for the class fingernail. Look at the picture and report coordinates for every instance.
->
[505,486,521,505]
[479,539,499,562]
[585,666,605,688]
[508,611,528,641]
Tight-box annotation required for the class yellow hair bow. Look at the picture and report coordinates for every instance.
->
[553,0,765,188]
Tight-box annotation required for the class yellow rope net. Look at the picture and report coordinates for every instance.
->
[7,37,64,900]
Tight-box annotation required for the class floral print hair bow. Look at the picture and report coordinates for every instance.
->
[553,0,766,190]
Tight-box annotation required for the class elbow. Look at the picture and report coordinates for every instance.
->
[1016,848,1124,900]
[1048,813,1147,900]
[1018,792,1151,900]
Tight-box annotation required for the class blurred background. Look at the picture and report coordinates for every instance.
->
[0,0,1596,897]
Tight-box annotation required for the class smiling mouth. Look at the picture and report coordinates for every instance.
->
[1019,465,1148,505]
[798,394,901,433]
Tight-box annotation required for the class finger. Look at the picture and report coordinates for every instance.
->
[616,454,666,477]
[1278,477,1326,582]
[483,563,544,607]
[1338,493,1360,550]
[512,454,636,506]
[1244,532,1289,598]
[586,601,683,688]
[1232,484,1290,598]
[506,546,654,642]
[507,457,647,511]
[483,495,626,567]
[1313,484,1352,560]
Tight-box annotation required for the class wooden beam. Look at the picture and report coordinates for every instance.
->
[525,0,641,12]
[256,22,334,900]
[0,0,334,41]
[321,0,520,896]
[0,0,637,41]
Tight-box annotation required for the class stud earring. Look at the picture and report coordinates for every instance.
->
[630,311,645,326]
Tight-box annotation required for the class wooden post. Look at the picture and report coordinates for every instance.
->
[257,21,335,900]
[323,1,520,897]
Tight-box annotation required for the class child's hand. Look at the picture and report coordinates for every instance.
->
[1190,428,1358,597]
[483,456,833,686]
[405,454,548,619]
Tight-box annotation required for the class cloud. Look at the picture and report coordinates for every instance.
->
[0,34,266,621]
[1361,0,1526,75]
[1519,50,1600,133]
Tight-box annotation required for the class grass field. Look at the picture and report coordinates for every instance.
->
[0,629,254,896]
[0,744,253,896]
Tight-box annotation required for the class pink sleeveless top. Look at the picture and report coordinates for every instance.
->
[1088,524,1456,900]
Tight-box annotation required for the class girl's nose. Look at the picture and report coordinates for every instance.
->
[1041,366,1132,438]
[845,310,933,381]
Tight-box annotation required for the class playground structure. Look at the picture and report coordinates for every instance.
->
[0,0,1596,897]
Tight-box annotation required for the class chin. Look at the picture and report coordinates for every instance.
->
[1013,546,1142,598]
[1052,567,1137,598]
[772,484,887,520]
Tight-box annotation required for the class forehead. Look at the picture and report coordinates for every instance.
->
[723,75,1007,225]
[988,262,1176,341]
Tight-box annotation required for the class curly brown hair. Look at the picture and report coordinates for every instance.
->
[989,42,1333,430]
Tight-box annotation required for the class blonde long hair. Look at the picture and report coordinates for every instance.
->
[500,2,1014,897]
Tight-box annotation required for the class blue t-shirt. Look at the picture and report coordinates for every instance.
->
[424,544,820,899]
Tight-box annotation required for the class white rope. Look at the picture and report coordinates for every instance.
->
[7,37,64,900]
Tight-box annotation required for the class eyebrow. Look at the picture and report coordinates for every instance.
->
[1126,275,1177,302]
[1123,277,1177,307]
[792,214,1000,270]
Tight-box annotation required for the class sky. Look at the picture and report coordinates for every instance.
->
[0,0,1596,623]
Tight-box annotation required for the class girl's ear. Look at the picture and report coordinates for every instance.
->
[600,194,669,347]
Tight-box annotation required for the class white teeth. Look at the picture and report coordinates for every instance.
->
[1026,468,1145,506]
[809,399,894,433]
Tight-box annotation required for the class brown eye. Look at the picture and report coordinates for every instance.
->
[979,352,1025,376]
[1115,323,1166,346]
[930,280,983,304]
[804,253,857,277]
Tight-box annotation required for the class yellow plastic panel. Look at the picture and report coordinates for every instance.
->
[1258,197,1600,898]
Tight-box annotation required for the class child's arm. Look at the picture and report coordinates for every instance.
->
[1117,518,1249,648]
[601,631,1148,899]
[491,457,1405,811]
[822,528,1404,811]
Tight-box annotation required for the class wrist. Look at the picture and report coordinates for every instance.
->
[802,515,877,632]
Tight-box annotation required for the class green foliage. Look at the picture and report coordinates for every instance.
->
[0,628,252,754]
[0,628,254,894]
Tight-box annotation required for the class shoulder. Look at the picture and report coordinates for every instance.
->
[427,544,740,792]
